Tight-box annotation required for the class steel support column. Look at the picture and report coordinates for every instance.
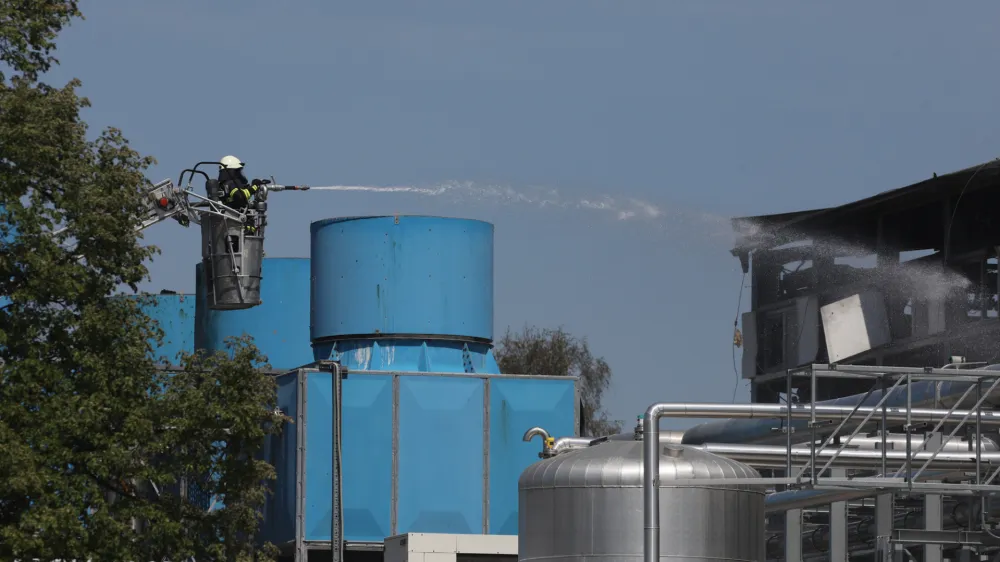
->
[785,509,802,562]
[830,468,848,562]
[926,479,943,562]
[877,493,896,562]
[959,497,975,562]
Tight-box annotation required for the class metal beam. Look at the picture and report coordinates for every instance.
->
[816,478,1000,494]
[808,363,999,378]
[892,529,997,547]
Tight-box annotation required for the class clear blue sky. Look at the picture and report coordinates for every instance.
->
[47,1,1000,429]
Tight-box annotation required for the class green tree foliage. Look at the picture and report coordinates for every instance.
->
[0,2,285,559]
[494,326,623,437]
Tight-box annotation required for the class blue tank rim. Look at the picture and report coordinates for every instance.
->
[126,291,196,298]
[312,332,493,345]
[310,215,494,232]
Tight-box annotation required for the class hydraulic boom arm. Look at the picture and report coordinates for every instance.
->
[138,171,310,233]
[37,160,309,312]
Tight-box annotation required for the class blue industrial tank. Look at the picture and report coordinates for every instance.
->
[137,292,196,364]
[310,215,498,373]
[196,257,313,371]
[258,215,580,549]
[260,367,579,547]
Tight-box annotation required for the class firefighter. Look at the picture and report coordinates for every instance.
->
[217,155,267,234]
[218,155,267,212]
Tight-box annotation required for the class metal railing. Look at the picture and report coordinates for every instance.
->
[640,363,1000,562]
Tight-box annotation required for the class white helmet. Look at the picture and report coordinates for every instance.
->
[220,155,244,169]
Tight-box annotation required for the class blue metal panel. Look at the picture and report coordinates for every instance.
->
[194,263,207,357]
[488,377,576,534]
[137,293,196,364]
[259,372,299,546]
[304,371,334,542]
[397,375,484,535]
[303,371,394,543]
[260,370,580,546]
[340,373,393,542]
[310,216,494,343]
[197,257,313,370]
[314,339,501,374]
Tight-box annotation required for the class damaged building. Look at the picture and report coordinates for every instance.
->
[733,158,1000,403]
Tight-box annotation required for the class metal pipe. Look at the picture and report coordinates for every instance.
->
[764,469,962,512]
[523,427,595,458]
[761,435,999,513]
[643,404,664,562]
[642,401,1000,562]
[766,488,879,512]
[542,428,993,461]
[634,402,1000,426]
[841,434,998,452]
[787,371,793,478]
[683,365,1000,446]
[525,428,686,459]
[695,442,1000,470]
[552,437,595,452]
[522,427,551,442]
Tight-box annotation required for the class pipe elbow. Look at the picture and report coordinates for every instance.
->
[552,437,596,452]
[523,426,551,443]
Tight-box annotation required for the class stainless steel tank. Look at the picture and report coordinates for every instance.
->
[518,439,765,562]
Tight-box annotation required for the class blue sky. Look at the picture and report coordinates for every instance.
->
[46,1,1000,429]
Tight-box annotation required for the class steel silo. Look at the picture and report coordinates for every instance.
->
[518,440,766,562]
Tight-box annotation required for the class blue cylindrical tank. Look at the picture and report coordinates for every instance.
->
[137,292,196,364]
[310,215,498,373]
[196,257,313,371]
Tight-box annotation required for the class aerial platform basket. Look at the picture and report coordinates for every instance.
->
[127,159,303,312]
[200,212,264,310]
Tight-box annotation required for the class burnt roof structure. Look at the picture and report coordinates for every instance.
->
[732,157,1000,404]
[732,159,1000,260]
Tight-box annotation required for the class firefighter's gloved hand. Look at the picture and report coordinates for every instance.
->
[251,178,264,187]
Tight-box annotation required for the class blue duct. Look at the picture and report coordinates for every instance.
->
[682,364,1000,446]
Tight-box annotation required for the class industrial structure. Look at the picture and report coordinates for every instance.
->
[93,156,1000,562]
[140,214,577,562]
[729,159,1000,403]
[513,158,1000,562]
